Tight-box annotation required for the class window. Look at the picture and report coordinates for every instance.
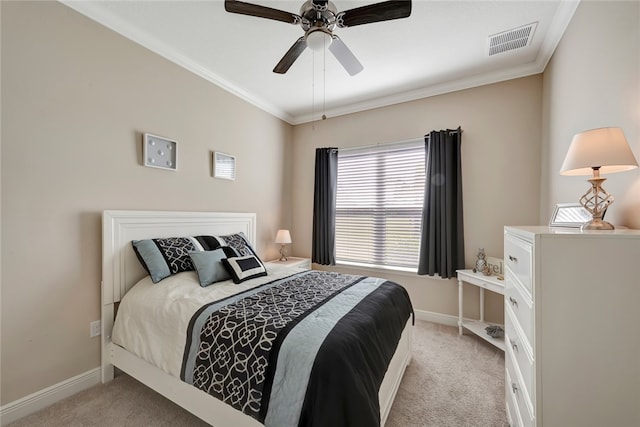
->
[335,141,425,271]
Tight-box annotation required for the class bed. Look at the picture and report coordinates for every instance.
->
[101,210,413,427]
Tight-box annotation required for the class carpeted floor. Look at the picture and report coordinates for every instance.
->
[385,321,507,427]
[8,320,507,427]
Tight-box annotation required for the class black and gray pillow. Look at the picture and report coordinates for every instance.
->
[133,236,217,283]
[221,255,268,284]
[215,232,268,278]
[214,232,256,257]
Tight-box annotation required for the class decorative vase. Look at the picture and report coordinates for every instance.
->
[474,248,487,273]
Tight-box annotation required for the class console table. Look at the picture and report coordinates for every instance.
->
[456,269,505,351]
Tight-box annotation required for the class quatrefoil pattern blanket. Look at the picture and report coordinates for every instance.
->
[181,270,413,427]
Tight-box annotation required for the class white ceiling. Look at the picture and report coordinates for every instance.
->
[61,0,580,125]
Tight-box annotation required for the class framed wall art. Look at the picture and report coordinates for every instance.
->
[143,133,177,171]
[213,151,236,180]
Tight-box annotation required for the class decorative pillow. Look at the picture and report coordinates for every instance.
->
[215,232,267,273]
[195,235,224,251]
[222,255,268,284]
[215,232,257,258]
[132,236,211,283]
[189,246,238,287]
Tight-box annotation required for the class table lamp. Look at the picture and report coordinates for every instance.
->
[560,127,638,230]
[275,229,292,261]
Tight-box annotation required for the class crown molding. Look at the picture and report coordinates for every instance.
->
[59,0,580,126]
[292,0,580,124]
[59,1,296,124]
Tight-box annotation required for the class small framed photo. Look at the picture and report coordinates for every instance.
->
[143,133,177,171]
[213,152,236,180]
[549,203,595,228]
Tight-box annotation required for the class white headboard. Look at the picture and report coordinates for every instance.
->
[102,210,257,305]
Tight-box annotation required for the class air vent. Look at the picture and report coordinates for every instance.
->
[488,22,538,56]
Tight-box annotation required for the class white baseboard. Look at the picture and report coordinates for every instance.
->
[0,368,100,426]
[413,308,459,327]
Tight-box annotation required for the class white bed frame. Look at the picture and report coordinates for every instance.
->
[102,210,412,426]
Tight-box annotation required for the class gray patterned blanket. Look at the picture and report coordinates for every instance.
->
[180,270,413,427]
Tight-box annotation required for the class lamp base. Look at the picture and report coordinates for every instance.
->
[279,245,288,262]
[581,218,615,231]
[578,168,615,231]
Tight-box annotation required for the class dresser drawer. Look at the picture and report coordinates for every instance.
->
[505,367,522,427]
[506,347,534,427]
[505,269,533,347]
[505,233,533,295]
[505,310,534,406]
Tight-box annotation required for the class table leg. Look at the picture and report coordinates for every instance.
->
[458,278,463,335]
[480,288,485,323]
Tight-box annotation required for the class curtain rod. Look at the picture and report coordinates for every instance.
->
[338,128,462,153]
[338,137,422,153]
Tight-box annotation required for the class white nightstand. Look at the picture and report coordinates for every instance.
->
[265,257,311,270]
[456,269,505,351]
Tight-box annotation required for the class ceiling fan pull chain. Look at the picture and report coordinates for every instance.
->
[312,50,316,123]
[322,42,327,120]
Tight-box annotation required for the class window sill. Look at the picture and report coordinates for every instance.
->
[337,260,415,274]
[315,261,450,280]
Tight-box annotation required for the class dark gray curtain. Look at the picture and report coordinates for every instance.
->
[312,147,338,265]
[418,128,465,278]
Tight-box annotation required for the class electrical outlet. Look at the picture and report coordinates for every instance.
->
[90,320,101,338]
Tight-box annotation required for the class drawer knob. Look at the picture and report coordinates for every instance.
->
[509,296,518,307]
[510,339,518,351]
[512,382,519,394]
[509,255,518,263]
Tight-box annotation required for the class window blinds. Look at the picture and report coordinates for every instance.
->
[335,142,425,270]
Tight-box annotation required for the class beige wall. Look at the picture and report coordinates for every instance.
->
[541,1,640,227]
[1,2,292,404]
[290,76,543,325]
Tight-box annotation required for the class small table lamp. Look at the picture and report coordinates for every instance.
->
[560,127,638,230]
[275,229,292,261]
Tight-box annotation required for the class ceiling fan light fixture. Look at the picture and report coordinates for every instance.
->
[306,28,332,51]
[225,0,413,75]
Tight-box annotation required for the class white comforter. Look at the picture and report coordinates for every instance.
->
[112,264,299,378]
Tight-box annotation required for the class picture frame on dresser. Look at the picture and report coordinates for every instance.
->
[548,202,599,228]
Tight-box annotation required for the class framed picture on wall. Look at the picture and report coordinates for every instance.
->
[143,133,177,171]
[213,151,236,180]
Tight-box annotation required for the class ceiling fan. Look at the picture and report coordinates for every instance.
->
[224,0,412,76]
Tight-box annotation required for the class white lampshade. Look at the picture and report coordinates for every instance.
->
[560,127,638,176]
[305,29,332,51]
[275,229,292,244]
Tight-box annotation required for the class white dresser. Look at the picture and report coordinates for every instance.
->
[503,226,640,427]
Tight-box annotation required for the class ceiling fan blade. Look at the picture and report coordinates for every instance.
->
[337,0,412,28]
[328,36,364,76]
[273,37,308,74]
[225,0,300,25]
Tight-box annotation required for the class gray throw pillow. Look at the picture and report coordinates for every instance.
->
[189,247,237,287]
